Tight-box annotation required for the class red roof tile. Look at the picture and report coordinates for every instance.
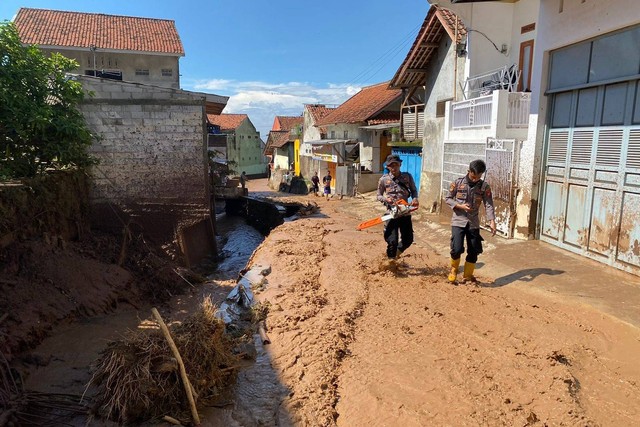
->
[306,104,335,124]
[265,130,292,152]
[207,114,248,131]
[14,8,184,55]
[367,110,400,125]
[316,82,401,126]
[272,116,303,131]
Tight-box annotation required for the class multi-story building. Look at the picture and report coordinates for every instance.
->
[14,8,184,89]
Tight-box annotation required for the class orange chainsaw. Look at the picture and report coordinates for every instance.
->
[356,200,418,230]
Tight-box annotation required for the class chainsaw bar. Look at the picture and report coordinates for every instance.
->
[356,213,395,230]
[356,201,418,231]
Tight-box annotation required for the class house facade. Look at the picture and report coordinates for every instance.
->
[266,116,303,175]
[13,8,184,89]
[528,0,640,273]
[399,0,640,274]
[207,114,265,176]
[391,1,539,230]
[315,82,403,194]
[298,105,334,179]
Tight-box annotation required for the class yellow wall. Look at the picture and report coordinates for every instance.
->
[294,139,300,176]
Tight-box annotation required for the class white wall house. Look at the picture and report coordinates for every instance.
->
[525,0,640,274]
[391,0,540,233]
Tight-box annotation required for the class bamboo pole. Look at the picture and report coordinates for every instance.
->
[151,308,200,426]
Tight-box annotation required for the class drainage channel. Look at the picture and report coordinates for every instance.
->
[199,197,302,426]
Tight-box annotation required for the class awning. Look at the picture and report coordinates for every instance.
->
[359,122,400,130]
[304,139,350,145]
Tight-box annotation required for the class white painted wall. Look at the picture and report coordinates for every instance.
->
[436,0,539,84]
[44,47,181,89]
[515,0,640,239]
[323,123,361,140]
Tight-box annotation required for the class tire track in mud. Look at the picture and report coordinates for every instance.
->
[251,219,373,426]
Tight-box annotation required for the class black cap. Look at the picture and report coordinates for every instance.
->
[386,154,402,165]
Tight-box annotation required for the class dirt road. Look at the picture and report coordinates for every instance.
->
[248,182,640,426]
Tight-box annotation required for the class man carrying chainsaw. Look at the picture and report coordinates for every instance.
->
[376,154,419,259]
[445,159,496,284]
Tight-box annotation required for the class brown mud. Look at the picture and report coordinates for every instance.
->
[2,178,640,426]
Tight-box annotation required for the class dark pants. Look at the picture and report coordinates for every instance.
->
[450,224,484,263]
[384,215,414,258]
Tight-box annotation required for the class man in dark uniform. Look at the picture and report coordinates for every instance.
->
[376,154,419,259]
[445,159,496,284]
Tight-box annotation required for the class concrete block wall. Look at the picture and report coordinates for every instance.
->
[77,76,212,254]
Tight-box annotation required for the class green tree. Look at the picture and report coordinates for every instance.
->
[0,22,95,179]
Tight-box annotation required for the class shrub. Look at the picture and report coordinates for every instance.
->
[0,22,96,179]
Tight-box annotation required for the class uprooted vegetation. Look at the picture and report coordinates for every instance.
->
[88,297,238,425]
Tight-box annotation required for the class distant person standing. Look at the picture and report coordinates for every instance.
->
[311,172,320,196]
[239,171,248,189]
[445,159,496,284]
[322,170,332,200]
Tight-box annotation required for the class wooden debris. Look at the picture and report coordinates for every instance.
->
[258,321,271,345]
[163,415,184,426]
[151,308,200,426]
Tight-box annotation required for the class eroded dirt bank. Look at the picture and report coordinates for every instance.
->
[248,188,640,426]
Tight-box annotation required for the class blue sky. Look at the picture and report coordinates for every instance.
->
[1,0,430,138]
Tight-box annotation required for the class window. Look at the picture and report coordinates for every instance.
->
[343,131,348,139]
[436,98,453,118]
[135,69,149,76]
[85,70,123,81]
[330,130,336,139]
[162,69,173,77]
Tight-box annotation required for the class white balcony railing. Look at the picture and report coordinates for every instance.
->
[506,92,531,128]
[452,95,493,129]
[446,90,531,141]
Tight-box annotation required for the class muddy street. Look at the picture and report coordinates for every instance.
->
[246,179,640,426]
[9,179,640,426]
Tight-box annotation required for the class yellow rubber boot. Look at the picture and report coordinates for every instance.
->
[462,262,477,283]
[448,258,460,283]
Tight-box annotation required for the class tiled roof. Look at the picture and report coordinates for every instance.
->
[306,104,335,124]
[207,114,247,131]
[389,5,466,89]
[273,116,303,131]
[265,130,292,154]
[367,110,401,125]
[14,8,184,55]
[316,82,401,126]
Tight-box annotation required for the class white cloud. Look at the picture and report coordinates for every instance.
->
[184,78,362,139]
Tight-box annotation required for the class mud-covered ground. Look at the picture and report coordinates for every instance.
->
[247,180,640,426]
[3,179,640,426]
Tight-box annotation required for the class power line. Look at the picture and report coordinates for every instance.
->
[346,21,422,87]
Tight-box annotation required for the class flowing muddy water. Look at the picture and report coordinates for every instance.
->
[22,210,291,426]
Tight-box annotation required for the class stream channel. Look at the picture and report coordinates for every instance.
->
[23,198,297,426]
